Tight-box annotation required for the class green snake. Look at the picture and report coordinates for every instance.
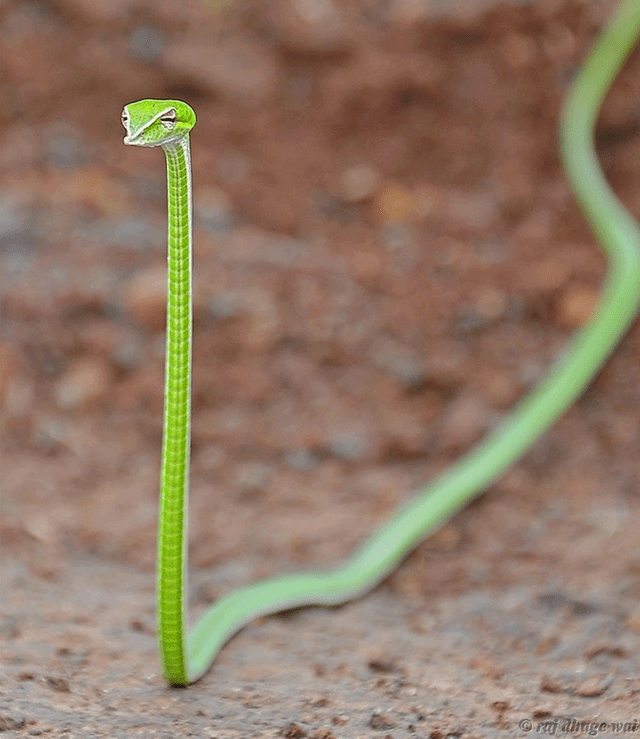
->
[122,0,640,686]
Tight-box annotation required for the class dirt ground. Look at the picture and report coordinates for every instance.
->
[2,0,640,736]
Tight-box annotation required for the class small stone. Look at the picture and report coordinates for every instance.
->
[349,248,384,284]
[282,723,307,739]
[423,341,470,391]
[501,33,538,69]
[382,408,430,456]
[444,188,498,230]
[206,292,241,322]
[583,643,626,661]
[369,337,425,389]
[235,463,269,495]
[555,283,598,328]
[111,336,144,371]
[438,393,491,453]
[340,164,381,203]
[122,264,166,331]
[477,367,521,408]
[369,712,395,730]
[285,449,320,470]
[540,675,564,693]
[575,676,610,698]
[471,287,509,322]
[328,431,371,461]
[521,256,572,293]
[46,676,71,693]
[0,714,26,731]
[54,357,112,409]
[24,513,58,544]
[424,523,461,551]
[542,23,576,63]
[373,182,415,222]
[412,184,440,219]
[310,729,335,739]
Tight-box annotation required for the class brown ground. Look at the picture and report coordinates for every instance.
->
[2,0,640,737]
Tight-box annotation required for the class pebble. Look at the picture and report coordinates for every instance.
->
[425,523,461,552]
[111,335,144,371]
[339,164,381,203]
[520,256,572,293]
[328,431,372,461]
[542,23,576,64]
[285,448,320,471]
[54,357,112,409]
[349,248,384,285]
[574,675,611,698]
[438,392,491,453]
[369,338,426,390]
[206,291,241,322]
[373,182,415,222]
[444,188,499,231]
[501,32,538,69]
[477,367,521,408]
[470,286,509,322]
[554,283,598,328]
[382,409,429,457]
[422,340,470,392]
[412,184,440,219]
[235,462,270,496]
[0,715,25,731]
[121,264,166,331]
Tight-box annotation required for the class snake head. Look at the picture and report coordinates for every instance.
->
[122,99,196,147]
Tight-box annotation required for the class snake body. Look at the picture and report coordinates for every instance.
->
[122,0,640,686]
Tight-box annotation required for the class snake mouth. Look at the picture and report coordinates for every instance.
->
[123,133,170,148]
[124,133,153,147]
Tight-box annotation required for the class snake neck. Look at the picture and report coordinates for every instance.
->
[157,134,193,686]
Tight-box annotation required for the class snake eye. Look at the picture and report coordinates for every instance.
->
[160,109,177,130]
[121,110,129,128]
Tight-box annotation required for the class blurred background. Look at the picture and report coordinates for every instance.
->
[2,0,640,730]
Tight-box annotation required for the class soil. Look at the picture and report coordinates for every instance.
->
[2,0,640,737]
